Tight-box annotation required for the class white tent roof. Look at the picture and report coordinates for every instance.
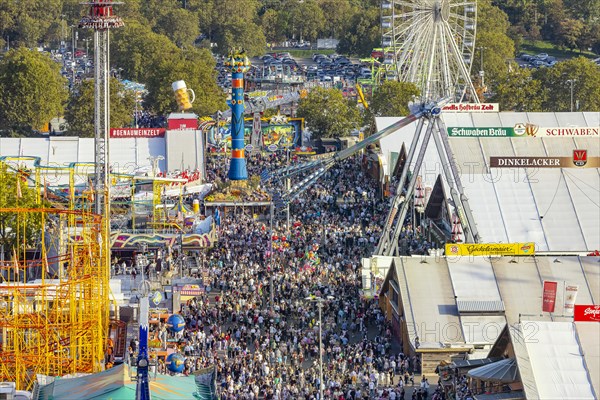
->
[575,322,600,396]
[376,112,600,252]
[523,321,595,399]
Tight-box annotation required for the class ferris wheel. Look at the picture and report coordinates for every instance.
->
[381,0,479,102]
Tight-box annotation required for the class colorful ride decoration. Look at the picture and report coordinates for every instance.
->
[166,353,186,373]
[166,314,186,333]
[224,51,251,181]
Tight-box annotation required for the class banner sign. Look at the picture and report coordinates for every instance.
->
[448,125,599,138]
[564,285,579,316]
[110,128,166,138]
[445,242,535,256]
[574,305,600,322]
[442,103,499,112]
[542,281,558,313]
[490,152,599,168]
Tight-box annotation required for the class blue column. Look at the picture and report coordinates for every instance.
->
[228,71,248,180]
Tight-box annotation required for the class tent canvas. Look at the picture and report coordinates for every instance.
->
[467,358,519,383]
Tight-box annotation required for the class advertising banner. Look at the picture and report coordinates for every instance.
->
[542,281,558,313]
[445,242,535,256]
[448,124,598,138]
[574,305,600,322]
[110,128,166,138]
[490,152,600,168]
[564,285,579,316]
[442,103,499,112]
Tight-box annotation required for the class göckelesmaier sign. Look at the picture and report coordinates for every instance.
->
[448,124,599,138]
[445,242,535,256]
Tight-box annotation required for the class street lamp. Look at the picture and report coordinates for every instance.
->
[305,295,334,400]
[566,79,577,112]
[477,46,487,87]
[148,155,165,177]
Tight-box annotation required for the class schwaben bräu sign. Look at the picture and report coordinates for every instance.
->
[448,124,598,137]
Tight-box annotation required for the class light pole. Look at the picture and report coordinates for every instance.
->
[269,202,274,312]
[477,46,486,87]
[305,295,334,400]
[566,79,577,112]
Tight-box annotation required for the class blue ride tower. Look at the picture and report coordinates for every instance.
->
[224,52,251,181]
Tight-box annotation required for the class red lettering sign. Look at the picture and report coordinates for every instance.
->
[109,128,165,138]
[574,305,600,322]
[542,281,558,313]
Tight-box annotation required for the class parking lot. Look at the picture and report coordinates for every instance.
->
[215,52,374,90]
[516,52,558,69]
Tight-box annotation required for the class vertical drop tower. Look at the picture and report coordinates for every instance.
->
[225,52,250,181]
[79,1,123,220]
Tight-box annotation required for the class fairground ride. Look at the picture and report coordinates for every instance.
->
[0,208,110,391]
[380,0,479,102]
[0,157,187,232]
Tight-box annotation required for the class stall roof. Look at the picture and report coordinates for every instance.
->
[474,392,525,400]
[452,357,503,369]
[467,358,519,383]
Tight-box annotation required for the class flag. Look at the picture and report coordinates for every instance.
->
[564,285,579,316]
[542,281,558,313]
[214,208,221,226]
[16,177,22,199]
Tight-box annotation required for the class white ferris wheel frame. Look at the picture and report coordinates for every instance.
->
[381,0,479,103]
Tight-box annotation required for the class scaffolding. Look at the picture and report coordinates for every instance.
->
[0,208,110,391]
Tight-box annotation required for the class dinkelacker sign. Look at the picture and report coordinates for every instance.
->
[490,151,600,168]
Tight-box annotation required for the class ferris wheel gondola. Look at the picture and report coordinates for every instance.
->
[381,0,479,103]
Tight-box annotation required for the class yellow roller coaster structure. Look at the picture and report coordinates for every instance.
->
[0,208,110,391]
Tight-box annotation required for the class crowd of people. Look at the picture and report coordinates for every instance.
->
[123,151,449,399]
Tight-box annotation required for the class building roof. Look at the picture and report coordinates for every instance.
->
[396,257,464,349]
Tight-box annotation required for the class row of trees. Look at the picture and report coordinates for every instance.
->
[495,0,600,53]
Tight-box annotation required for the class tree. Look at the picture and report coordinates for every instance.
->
[336,7,380,57]
[0,163,43,257]
[261,9,288,44]
[533,57,600,111]
[155,8,200,48]
[64,78,136,137]
[474,0,516,90]
[111,21,181,83]
[490,66,543,111]
[210,0,267,56]
[556,19,584,51]
[369,81,420,117]
[297,87,360,139]
[0,48,68,136]
[143,48,226,116]
[318,0,353,39]
[290,0,325,43]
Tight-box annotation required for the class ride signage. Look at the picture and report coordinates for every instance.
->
[110,128,166,138]
[573,305,600,322]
